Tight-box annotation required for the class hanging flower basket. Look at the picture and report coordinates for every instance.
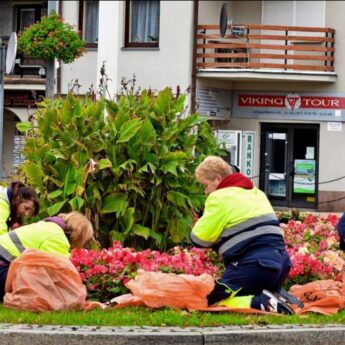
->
[18,12,85,64]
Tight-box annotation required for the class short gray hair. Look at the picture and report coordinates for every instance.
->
[195,156,232,181]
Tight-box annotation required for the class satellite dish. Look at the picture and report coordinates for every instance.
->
[219,3,233,38]
[219,3,229,37]
[5,32,17,75]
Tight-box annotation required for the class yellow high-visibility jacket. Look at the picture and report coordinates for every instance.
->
[0,186,10,236]
[190,186,283,262]
[0,220,70,262]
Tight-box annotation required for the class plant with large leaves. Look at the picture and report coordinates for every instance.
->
[17,87,224,250]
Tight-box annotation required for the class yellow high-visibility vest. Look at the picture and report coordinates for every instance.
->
[191,186,282,255]
[0,221,70,262]
[0,187,10,236]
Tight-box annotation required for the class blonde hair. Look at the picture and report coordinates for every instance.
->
[195,156,232,181]
[58,211,94,249]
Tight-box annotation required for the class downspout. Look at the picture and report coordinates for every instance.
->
[57,0,63,95]
[191,0,198,114]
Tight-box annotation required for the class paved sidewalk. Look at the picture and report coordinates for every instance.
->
[1,324,345,345]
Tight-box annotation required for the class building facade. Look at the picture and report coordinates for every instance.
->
[1,0,345,212]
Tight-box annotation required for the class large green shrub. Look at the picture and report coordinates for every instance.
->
[17,87,223,250]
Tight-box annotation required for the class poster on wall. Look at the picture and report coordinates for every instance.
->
[293,159,316,194]
[197,88,232,118]
[13,135,26,169]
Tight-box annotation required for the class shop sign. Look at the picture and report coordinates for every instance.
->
[4,90,45,108]
[232,92,345,121]
[242,131,255,179]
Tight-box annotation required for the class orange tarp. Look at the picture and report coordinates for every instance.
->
[4,250,104,312]
[113,270,345,315]
[112,269,269,314]
[290,279,345,315]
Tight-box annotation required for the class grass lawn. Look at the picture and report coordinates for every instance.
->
[0,305,345,327]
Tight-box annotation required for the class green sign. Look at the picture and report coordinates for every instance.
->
[242,131,255,179]
[293,159,315,194]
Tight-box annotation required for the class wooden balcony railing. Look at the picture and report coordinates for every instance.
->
[0,35,45,79]
[196,24,335,72]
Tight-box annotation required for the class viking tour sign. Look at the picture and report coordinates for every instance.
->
[232,92,345,122]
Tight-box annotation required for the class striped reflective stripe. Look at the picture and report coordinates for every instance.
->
[219,225,283,255]
[0,231,25,262]
[220,213,278,239]
[0,245,15,262]
[9,231,25,253]
[190,232,214,248]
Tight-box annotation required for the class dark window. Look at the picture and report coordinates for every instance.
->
[16,4,47,33]
[125,0,160,47]
[79,0,99,47]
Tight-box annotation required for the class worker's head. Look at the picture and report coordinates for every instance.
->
[58,212,94,249]
[10,181,39,225]
[195,156,233,195]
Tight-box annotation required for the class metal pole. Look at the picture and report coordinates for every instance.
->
[0,42,6,179]
[46,0,58,99]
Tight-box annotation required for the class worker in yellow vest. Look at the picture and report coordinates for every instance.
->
[0,181,39,234]
[191,156,294,314]
[0,211,94,299]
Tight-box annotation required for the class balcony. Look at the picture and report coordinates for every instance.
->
[1,35,46,91]
[196,24,336,83]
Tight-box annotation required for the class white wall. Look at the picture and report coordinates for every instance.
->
[60,51,98,94]
[198,0,232,25]
[60,1,195,97]
[232,1,261,24]
[108,1,194,96]
[96,0,121,97]
[59,0,98,94]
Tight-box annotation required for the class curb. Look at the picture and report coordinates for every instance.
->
[1,324,345,345]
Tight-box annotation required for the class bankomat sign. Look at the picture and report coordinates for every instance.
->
[233,92,345,121]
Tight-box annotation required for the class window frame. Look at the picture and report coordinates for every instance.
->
[15,4,46,33]
[124,0,160,48]
[78,0,99,49]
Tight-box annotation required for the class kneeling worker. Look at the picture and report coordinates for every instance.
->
[190,156,294,314]
[0,211,94,299]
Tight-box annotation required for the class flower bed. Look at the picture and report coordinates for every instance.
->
[72,214,344,301]
[71,242,222,302]
[282,213,344,287]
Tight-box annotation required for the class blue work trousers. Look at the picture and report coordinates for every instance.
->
[0,264,9,300]
[207,248,292,305]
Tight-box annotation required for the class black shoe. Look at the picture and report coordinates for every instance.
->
[262,289,294,314]
[273,287,304,308]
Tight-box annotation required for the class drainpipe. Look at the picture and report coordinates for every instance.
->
[0,42,5,178]
[46,0,58,99]
[56,0,62,95]
[191,0,198,114]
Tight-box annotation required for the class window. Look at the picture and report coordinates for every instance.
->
[15,4,47,33]
[125,0,160,47]
[79,0,99,47]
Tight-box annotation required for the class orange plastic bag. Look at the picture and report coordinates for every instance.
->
[4,249,88,312]
[120,269,215,310]
[112,269,269,314]
[289,279,345,315]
